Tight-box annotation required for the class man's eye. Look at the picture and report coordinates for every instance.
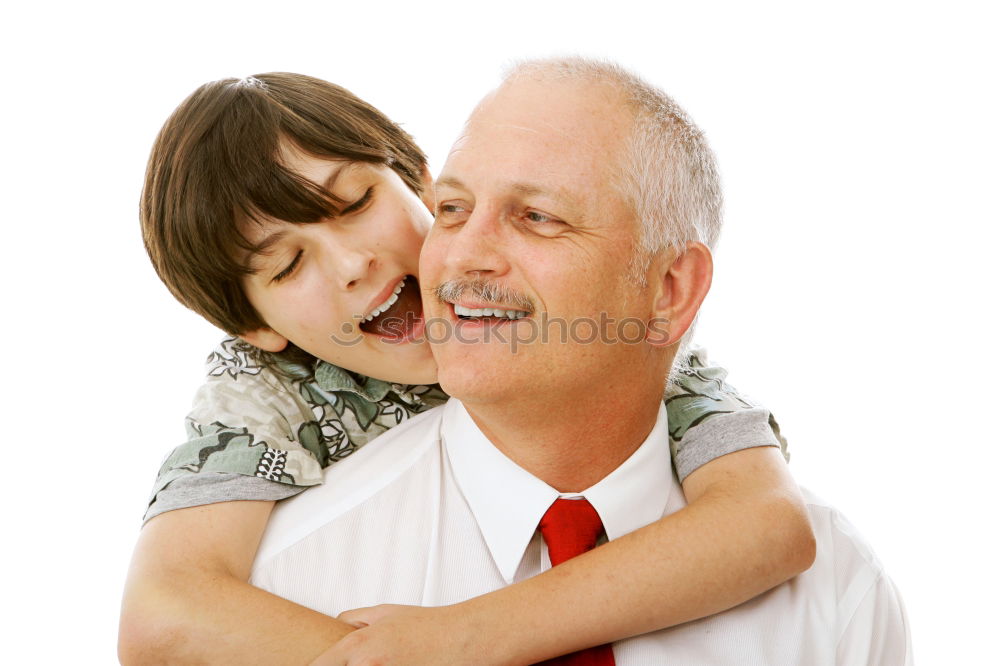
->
[340,187,374,215]
[437,203,466,215]
[526,210,556,224]
[272,250,302,283]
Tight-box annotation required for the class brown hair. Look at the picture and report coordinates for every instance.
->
[141,73,427,353]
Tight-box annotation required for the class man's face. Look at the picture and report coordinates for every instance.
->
[420,77,660,404]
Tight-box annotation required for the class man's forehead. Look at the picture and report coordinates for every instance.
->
[440,120,619,203]
[469,77,632,143]
[445,79,632,177]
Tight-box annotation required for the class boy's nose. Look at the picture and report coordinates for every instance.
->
[335,247,377,290]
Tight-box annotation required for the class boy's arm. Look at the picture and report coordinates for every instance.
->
[118,500,356,665]
[322,445,815,665]
[323,353,815,663]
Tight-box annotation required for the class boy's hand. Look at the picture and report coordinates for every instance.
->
[309,604,487,665]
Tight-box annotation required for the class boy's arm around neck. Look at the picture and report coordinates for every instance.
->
[408,445,816,663]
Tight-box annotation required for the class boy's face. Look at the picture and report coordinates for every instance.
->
[239,145,437,384]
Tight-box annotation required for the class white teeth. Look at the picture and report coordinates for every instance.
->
[454,304,528,320]
[362,278,406,322]
[377,293,399,314]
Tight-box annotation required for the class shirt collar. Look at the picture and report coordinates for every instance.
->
[314,362,393,402]
[309,361,446,410]
[442,398,674,583]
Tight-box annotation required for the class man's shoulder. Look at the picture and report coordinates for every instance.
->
[798,488,891,617]
[802,488,885,569]
[253,403,447,564]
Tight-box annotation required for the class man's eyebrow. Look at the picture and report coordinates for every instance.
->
[437,176,571,203]
[435,175,466,192]
[510,182,565,200]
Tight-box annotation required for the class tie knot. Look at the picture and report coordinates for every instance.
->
[538,498,606,567]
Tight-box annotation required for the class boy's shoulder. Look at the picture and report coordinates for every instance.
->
[203,337,315,388]
[190,337,313,428]
[191,337,446,468]
[205,336,269,378]
[202,336,445,408]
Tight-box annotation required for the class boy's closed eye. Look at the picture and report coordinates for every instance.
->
[339,186,375,216]
[272,250,303,283]
[269,185,377,284]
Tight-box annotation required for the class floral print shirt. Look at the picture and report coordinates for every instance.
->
[145,338,787,520]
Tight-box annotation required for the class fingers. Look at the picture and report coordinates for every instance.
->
[338,603,410,628]
[337,607,370,629]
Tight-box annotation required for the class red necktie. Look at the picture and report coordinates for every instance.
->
[535,498,616,666]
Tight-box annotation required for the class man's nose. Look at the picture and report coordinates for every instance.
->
[443,205,511,279]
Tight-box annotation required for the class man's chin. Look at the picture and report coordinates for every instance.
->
[435,364,520,405]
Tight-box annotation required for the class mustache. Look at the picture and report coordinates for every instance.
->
[433,279,535,313]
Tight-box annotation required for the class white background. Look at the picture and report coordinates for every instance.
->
[2,0,997,663]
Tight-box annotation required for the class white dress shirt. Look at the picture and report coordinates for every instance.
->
[252,399,911,665]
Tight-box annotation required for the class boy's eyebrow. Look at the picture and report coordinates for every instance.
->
[321,162,351,192]
[243,230,289,273]
[244,162,355,271]
[251,230,289,255]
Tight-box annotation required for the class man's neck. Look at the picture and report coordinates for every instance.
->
[461,379,665,493]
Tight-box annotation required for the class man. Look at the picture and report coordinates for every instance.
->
[250,58,911,664]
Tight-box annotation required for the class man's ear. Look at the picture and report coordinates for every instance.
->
[418,165,435,213]
[238,327,289,353]
[646,241,713,347]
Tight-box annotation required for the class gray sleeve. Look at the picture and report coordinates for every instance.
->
[673,407,787,483]
[143,472,307,524]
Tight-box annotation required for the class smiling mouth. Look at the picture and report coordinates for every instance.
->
[359,275,423,339]
[454,304,530,321]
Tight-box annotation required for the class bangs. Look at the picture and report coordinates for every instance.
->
[192,77,399,274]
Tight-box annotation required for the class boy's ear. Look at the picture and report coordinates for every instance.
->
[646,241,713,348]
[419,165,435,213]
[238,327,289,353]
